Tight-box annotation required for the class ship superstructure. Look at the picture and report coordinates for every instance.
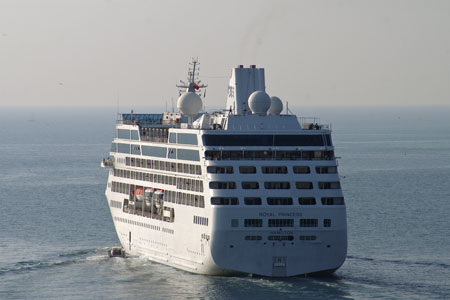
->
[102,61,347,277]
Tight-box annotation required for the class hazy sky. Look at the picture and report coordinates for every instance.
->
[0,0,449,108]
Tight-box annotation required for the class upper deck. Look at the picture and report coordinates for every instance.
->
[113,63,334,155]
[115,112,332,147]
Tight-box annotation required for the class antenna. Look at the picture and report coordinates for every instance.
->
[116,90,120,114]
[171,97,174,112]
[176,58,208,95]
[286,101,294,115]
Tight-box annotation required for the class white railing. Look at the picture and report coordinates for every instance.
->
[298,117,331,130]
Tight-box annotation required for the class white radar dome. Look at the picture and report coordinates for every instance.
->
[177,92,202,116]
[268,96,283,115]
[248,91,271,115]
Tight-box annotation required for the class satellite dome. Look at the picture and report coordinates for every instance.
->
[268,96,283,115]
[248,91,271,115]
[177,92,202,116]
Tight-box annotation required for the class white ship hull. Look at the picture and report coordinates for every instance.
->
[106,188,346,276]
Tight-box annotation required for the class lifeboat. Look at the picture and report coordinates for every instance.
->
[135,187,144,201]
[154,190,164,208]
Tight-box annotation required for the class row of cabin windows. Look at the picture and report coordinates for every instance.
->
[113,142,199,161]
[245,235,317,241]
[169,132,198,145]
[193,215,208,226]
[205,150,334,161]
[243,218,332,228]
[209,181,341,190]
[202,134,332,147]
[111,181,205,208]
[117,129,140,140]
[111,181,130,194]
[207,165,337,174]
[140,127,169,143]
[113,168,203,193]
[126,157,202,175]
[110,200,122,209]
[162,190,205,208]
[210,197,344,206]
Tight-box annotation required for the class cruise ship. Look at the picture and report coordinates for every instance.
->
[102,61,347,277]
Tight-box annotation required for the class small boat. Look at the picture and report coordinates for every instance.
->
[108,247,125,258]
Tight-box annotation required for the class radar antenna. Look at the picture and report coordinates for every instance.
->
[176,58,208,95]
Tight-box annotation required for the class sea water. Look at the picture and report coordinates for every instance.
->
[0,106,449,300]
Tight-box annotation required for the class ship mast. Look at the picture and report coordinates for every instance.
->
[176,58,208,94]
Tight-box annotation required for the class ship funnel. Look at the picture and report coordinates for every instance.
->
[225,65,265,115]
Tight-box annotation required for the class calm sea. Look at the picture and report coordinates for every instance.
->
[0,106,449,300]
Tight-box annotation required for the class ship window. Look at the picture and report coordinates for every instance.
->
[300,235,316,241]
[209,181,236,189]
[178,133,198,145]
[299,197,316,205]
[210,197,239,205]
[242,181,259,189]
[268,219,294,227]
[207,166,233,174]
[193,216,208,226]
[205,150,220,160]
[321,197,345,205]
[131,144,141,155]
[131,130,139,140]
[324,219,331,227]
[118,129,130,139]
[168,148,176,159]
[293,166,310,174]
[274,135,324,146]
[296,182,313,189]
[318,182,341,189]
[244,197,262,205]
[204,150,335,161]
[324,151,334,160]
[303,151,315,160]
[316,166,337,174]
[267,197,293,205]
[245,151,273,160]
[169,132,176,143]
[244,219,263,227]
[222,151,244,160]
[239,166,256,174]
[118,143,130,154]
[111,143,117,152]
[245,235,262,241]
[202,134,325,146]
[203,135,272,146]
[261,166,287,174]
[109,200,122,209]
[177,149,200,161]
[142,145,167,158]
[275,151,301,160]
[300,219,318,227]
[264,182,290,189]
[168,162,175,172]
[189,165,195,174]
[325,134,333,146]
